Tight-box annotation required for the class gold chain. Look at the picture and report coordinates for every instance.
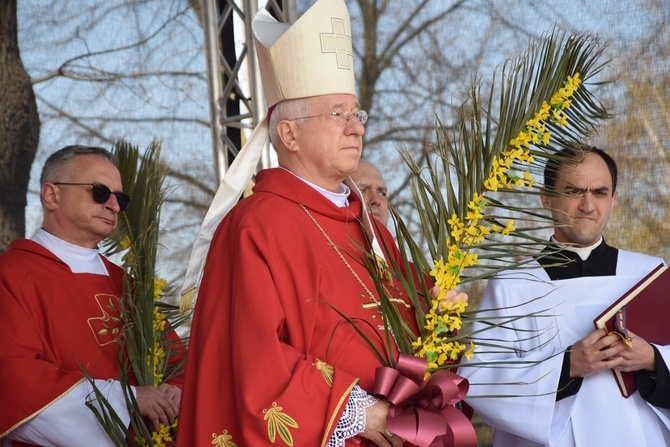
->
[299,204,381,311]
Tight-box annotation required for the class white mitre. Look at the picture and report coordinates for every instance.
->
[181,0,356,309]
[254,0,355,106]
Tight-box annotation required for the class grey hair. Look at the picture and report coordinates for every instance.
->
[268,98,309,149]
[40,145,118,185]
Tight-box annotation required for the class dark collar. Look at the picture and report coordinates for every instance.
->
[535,239,619,280]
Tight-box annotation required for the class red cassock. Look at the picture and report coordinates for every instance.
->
[176,168,416,447]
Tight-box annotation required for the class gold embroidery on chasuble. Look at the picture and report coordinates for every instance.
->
[314,359,334,386]
[211,431,238,447]
[263,402,299,446]
[374,252,393,284]
[87,293,123,346]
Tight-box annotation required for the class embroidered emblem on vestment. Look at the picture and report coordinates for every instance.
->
[212,430,237,447]
[314,359,334,387]
[263,402,299,446]
[87,293,123,346]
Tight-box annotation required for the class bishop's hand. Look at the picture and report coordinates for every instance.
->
[360,399,405,447]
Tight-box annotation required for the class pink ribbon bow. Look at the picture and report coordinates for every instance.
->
[373,354,477,447]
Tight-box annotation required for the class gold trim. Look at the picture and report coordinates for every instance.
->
[1,378,86,437]
[320,379,360,447]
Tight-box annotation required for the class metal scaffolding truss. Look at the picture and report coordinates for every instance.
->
[201,0,296,184]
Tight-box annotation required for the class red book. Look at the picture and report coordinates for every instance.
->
[593,264,670,397]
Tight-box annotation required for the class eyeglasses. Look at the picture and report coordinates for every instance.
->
[291,110,369,125]
[53,183,131,212]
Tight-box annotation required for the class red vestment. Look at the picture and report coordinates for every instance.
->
[0,239,183,446]
[0,240,126,440]
[176,168,415,447]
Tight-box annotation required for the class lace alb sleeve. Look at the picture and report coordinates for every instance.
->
[327,385,378,447]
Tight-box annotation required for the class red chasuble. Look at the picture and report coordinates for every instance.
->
[0,240,126,438]
[176,168,416,447]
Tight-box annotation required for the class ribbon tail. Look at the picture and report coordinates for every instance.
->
[430,406,477,447]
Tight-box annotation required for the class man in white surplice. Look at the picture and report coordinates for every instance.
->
[460,145,670,447]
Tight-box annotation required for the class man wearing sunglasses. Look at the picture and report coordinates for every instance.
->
[0,146,180,447]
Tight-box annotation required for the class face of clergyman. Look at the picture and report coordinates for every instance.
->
[541,152,618,247]
[289,94,365,191]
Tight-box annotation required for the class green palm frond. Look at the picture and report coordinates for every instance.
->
[104,139,166,264]
[371,28,612,371]
[405,28,609,273]
[106,139,171,385]
[83,139,185,446]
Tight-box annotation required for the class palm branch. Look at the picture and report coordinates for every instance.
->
[373,28,612,371]
[83,139,186,446]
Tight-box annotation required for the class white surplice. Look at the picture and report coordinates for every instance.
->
[460,249,670,447]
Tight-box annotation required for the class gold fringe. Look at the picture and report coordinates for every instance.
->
[180,288,196,314]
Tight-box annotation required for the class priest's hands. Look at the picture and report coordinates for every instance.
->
[158,382,182,409]
[136,383,181,431]
[360,399,405,447]
[611,330,656,372]
[569,329,626,378]
[570,329,656,378]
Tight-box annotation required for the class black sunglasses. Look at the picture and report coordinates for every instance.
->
[53,182,131,212]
